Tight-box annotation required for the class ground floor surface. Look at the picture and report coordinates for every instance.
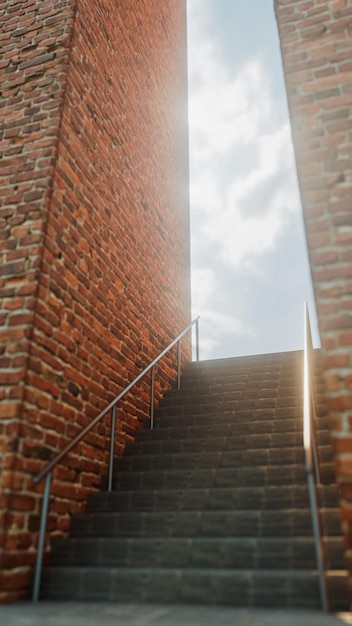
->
[1,603,351,626]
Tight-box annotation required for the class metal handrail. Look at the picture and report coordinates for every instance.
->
[32,316,200,602]
[303,302,328,612]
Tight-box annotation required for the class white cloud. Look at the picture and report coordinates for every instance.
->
[189,169,221,215]
[191,267,215,310]
[192,308,256,360]
[201,310,255,338]
[191,267,255,358]
[189,60,271,160]
[187,1,272,161]
[201,124,300,270]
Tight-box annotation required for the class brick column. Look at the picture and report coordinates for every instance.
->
[0,0,77,599]
[275,0,352,590]
[0,0,190,602]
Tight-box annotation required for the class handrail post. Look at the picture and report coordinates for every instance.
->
[150,365,155,430]
[108,405,117,492]
[309,380,322,485]
[307,469,329,612]
[32,471,52,602]
[304,301,329,612]
[311,422,321,486]
[177,339,181,390]
[196,318,199,362]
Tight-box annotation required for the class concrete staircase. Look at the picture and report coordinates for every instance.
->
[43,351,349,609]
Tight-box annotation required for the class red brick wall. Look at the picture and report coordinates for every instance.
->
[0,0,77,600]
[0,0,190,602]
[275,0,352,587]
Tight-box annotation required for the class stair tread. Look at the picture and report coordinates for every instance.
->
[131,430,332,444]
[44,565,348,575]
[118,446,333,470]
[87,484,339,513]
[136,419,332,440]
[72,507,341,517]
[107,463,335,490]
[50,536,345,572]
[42,561,349,607]
[70,507,342,537]
[53,535,345,545]
[110,462,334,477]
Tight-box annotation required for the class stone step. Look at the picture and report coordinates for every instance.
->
[169,377,306,389]
[41,566,349,610]
[152,407,328,426]
[69,508,341,539]
[105,463,336,491]
[108,464,304,490]
[178,374,324,393]
[174,364,322,379]
[179,363,319,378]
[154,400,311,420]
[115,445,334,472]
[159,388,306,406]
[176,380,320,396]
[158,394,327,414]
[137,415,332,439]
[167,378,324,393]
[183,354,300,367]
[50,536,345,570]
[127,430,332,455]
[87,485,340,514]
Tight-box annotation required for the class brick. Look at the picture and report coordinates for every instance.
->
[325,352,351,368]
[0,261,26,277]
[334,438,352,454]
[7,494,35,512]
[328,395,352,411]
[324,373,340,392]
[339,332,352,346]
[0,402,21,419]
[322,315,352,331]
[0,570,29,592]
[0,370,25,385]
[337,452,352,484]
[8,313,34,327]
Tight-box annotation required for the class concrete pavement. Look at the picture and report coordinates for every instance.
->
[1,603,351,626]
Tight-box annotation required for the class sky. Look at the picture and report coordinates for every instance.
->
[187,0,320,361]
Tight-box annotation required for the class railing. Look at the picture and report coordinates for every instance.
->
[303,302,328,612]
[32,316,200,602]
